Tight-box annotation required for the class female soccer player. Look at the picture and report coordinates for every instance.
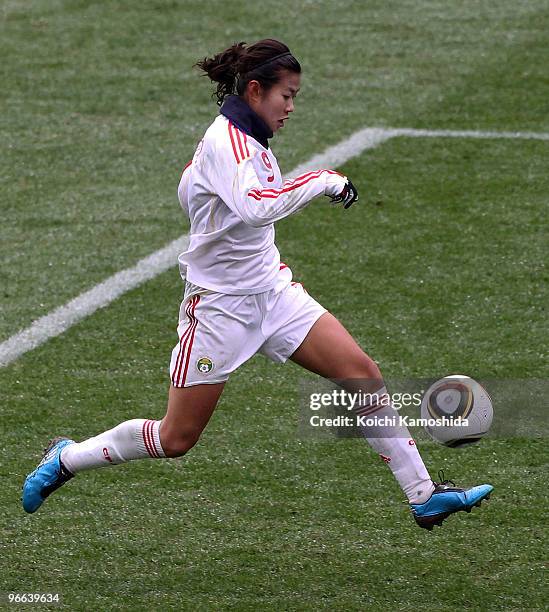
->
[23,39,492,529]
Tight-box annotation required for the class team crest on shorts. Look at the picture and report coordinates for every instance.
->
[196,357,214,374]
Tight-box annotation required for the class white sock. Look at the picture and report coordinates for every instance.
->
[60,419,165,474]
[355,387,434,504]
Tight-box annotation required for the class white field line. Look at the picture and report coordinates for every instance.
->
[286,127,393,178]
[386,127,549,141]
[0,236,189,367]
[1,126,548,367]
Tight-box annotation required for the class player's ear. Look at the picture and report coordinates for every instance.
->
[246,79,262,102]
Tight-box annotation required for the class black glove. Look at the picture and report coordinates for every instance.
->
[329,179,359,209]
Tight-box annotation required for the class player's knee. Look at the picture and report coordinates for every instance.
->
[340,350,383,381]
[361,353,383,380]
[160,429,202,458]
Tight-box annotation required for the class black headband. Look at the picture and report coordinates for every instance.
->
[252,51,293,70]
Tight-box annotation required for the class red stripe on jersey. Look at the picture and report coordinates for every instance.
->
[281,169,326,187]
[261,169,334,193]
[242,131,250,157]
[293,168,343,184]
[249,169,343,200]
[229,122,250,161]
[172,296,198,385]
[234,125,246,160]
[279,169,343,190]
[228,123,241,163]
[247,169,342,201]
[247,170,337,200]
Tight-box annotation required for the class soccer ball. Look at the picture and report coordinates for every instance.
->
[420,375,493,447]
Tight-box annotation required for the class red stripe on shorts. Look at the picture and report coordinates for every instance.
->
[179,305,199,386]
[173,295,198,384]
[172,296,199,384]
[171,297,196,385]
[174,295,200,386]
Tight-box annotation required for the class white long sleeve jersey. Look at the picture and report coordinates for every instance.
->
[177,114,346,295]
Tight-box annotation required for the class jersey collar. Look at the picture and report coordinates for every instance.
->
[220,95,273,149]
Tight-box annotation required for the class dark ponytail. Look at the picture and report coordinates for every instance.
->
[195,39,301,106]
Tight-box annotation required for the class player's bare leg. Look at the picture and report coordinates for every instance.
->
[22,382,224,513]
[289,312,382,383]
[160,383,225,457]
[290,312,493,528]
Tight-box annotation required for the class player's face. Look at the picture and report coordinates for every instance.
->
[253,70,301,133]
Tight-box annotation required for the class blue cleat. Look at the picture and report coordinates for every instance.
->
[411,471,493,530]
[22,437,75,514]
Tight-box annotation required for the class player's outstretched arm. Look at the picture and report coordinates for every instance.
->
[240,168,358,226]
[201,124,358,227]
[203,130,359,227]
[235,163,360,226]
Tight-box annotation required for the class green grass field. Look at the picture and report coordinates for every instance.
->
[1,1,548,610]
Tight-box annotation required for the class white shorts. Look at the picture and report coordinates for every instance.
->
[169,268,327,387]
